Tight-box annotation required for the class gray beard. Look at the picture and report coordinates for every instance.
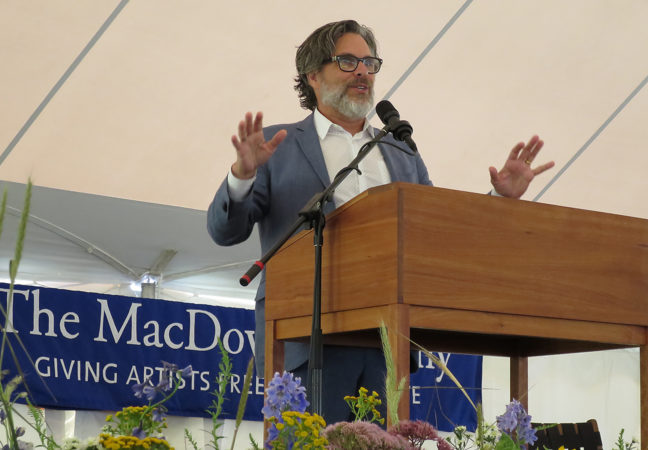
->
[319,78,374,121]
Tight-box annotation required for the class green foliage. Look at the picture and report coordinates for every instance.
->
[184,428,200,450]
[447,424,514,450]
[344,387,384,425]
[614,428,639,450]
[378,322,406,425]
[184,349,253,450]
[103,406,167,439]
[203,338,233,449]
[267,411,328,450]
[248,433,263,450]
[446,425,471,450]
[27,401,60,449]
[229,357,254,450]
[0,180,33,450]
[493,433,518,450]
[474,405,498,450]
[103,366,188,441]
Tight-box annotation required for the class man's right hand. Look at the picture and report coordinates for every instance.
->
[231,111,287,179]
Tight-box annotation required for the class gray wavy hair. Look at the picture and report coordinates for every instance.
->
[294,20,379,111]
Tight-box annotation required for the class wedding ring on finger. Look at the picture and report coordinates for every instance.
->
[524,160,532,165]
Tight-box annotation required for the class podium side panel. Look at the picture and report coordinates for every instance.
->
[267,186,402,320]
[399,186,648,326]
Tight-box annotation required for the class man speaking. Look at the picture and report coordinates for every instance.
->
[207,19,554,424]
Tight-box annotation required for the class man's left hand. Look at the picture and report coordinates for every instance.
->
[489,135,555,199]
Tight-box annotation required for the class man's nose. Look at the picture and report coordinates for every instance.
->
[353,60,369,76]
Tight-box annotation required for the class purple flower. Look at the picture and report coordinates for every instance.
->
[179,365,193,378]
[132,381,149,398]
[152,407,167,422]
[156,373,172,392]
[496,399,537,447]
[161,361,178,371]
[265,425,280,450]
[132,361,192,403]
[158,362,193,392]
[261,371,309,419]
[0,424,32,449]
[262,371,309,450]
[3,443,34,450]
[142,384,157,401]
[133,377,163,400]
[131,426,147,439]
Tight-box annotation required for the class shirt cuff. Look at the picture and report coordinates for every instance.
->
[489,189,503,197]
[227,168,256,202]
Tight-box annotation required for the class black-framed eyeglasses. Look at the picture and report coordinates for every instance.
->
[327,54,383,74]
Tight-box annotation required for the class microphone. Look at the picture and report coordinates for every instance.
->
[375,100,418,152]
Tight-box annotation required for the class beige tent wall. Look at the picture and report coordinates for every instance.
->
[3,1,648,215]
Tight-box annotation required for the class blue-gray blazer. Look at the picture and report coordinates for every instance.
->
[207,113,432,371]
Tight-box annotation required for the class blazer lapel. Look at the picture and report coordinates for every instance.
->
[377,133,407,182]
[294,114,331,188]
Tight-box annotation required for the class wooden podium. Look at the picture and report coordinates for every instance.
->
[265,182,648,445]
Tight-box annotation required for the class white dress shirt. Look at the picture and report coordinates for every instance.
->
[313,109,391,207]
[227,109,392,207]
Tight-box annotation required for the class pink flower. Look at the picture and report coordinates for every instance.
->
[389,420,452,450]
[324,421,415,450]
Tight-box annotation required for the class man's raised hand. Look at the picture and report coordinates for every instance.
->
[231,111,287,179]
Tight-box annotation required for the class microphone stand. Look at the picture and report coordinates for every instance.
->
[239,125,392,415]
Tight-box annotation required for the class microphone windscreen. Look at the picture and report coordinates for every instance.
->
[376,100,399,125]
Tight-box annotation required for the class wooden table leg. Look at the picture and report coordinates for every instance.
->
[264,319,284,382]
[385,303,410,426]
[641,344,647,450]
[510,355,529,411]
[264,319,284,442]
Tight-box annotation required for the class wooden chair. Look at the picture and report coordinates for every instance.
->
[530,419,603,450]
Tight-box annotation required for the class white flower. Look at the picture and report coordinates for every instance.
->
[61,436,100,450]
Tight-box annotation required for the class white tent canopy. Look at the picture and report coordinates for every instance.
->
[1,1,646,447]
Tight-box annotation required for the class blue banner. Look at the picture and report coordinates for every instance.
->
[410,351,481,431]
[1,283,262,421]
[0,283,480,429]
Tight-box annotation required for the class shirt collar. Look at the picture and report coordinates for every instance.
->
[313,108,373,140]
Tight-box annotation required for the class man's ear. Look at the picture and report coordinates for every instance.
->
[307,71,319,89]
